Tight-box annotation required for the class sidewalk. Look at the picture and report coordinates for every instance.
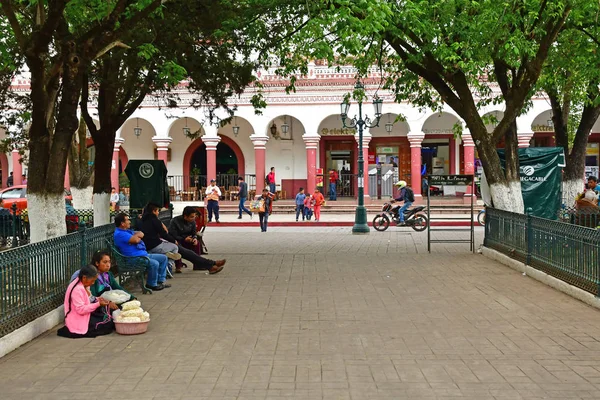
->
[2,228,600,400]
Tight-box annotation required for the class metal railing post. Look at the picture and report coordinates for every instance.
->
[10,203,18,248]
[526,207,533,266]
[79,221,87,267]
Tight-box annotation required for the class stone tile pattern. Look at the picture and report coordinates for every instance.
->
[2,228,600,399]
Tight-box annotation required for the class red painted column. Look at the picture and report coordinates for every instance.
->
[518,133,534,148]
[111,138,124,191]
[153,137,172,170]
[463,132,476,204]
[251,135,268,196]
[202,136,220,182]
[303,135,320,192]
[408,134,424,198]
[64,164,70,190]
[12,150,22,185]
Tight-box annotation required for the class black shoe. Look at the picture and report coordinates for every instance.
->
[237,216,242,219]
[157,282,172,288]
[147,284,165,291]
[216,220,220,223]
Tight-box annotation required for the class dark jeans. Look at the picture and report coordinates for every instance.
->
[269,183,276,194]
[296,205,305,220]
[177,243,215,270]
[259,212,269,231]
[207,200,219,222]
[329,183,337,200]
[239,196,251,217]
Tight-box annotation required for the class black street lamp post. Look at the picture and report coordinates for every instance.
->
[340,80,383,234]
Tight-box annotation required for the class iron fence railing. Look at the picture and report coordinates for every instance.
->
[167,174,256,201]
[1,206,173,250]
[485,207,600,296]
[0,223,115,338]
[558,204,600,229]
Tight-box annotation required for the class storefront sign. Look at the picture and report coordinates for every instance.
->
[428,175,473,185]
[422,129,454,135]
[321,128,356,136]
[376,147,397,154]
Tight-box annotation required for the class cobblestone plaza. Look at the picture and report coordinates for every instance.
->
[2,227,600,400]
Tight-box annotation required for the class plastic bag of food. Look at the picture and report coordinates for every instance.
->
[101,290,131,304]
[121,300,141,311]
[140,312,150,322]
[121,317,141,323]
[112,309,122,320]
[121,308,144,318]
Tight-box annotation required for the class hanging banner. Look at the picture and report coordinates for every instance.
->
[497,147,565,220]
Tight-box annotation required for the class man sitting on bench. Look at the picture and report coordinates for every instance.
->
[114,213,170,291]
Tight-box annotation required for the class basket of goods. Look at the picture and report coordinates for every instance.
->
[113,300,150,335]
[249,199,265,213]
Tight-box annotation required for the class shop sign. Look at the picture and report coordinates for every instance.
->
[429,175,473,185]
[321,128,356,136]
[423,129,454,134]
[376,147,397,154]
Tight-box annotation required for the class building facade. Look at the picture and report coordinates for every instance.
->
[2,63,600,199]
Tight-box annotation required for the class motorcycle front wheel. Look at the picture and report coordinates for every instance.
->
[477,210,485,226]
[411,213,428,232]
[372,214,390,232]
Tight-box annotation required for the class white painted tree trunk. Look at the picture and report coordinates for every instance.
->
[561,178,584,208]
[28,194,67,243]
[93,193,111,227]
[489,181,524,213]
[70,186,94,209]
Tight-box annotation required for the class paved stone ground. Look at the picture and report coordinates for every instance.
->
[3,228,600,399]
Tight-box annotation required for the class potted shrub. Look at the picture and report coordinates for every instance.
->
[119,172,130,196]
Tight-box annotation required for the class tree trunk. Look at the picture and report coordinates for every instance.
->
[68,117,92,189]
[91,128,117,226]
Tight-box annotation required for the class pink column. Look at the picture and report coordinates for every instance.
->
[12,150,22,185]
[201,136,220,182]
[251,135,268,196]
[303,135,320,192]
[111,138,124,191]
[153,137,172,170]
[408,135,424,198]
[64,164,70,190]
[518,133,534,148]
[463,133,476,204]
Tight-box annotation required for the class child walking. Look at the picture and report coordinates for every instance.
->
[295,188,306,221]
[303,194,313,220]
[313,189,325,222]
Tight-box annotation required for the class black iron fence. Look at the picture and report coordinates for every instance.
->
[167,174,256,201]
[485,207,600,296]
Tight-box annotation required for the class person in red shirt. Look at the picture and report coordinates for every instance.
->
[313,189,325,222]
[328,169,339,201]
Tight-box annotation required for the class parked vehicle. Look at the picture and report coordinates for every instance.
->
[372,201,428,232]
[477,208,486,226]
[0,185,73,211]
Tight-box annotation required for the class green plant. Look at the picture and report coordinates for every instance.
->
[226,168,237,175]
[119,172,130,188]
[191,167,201,177]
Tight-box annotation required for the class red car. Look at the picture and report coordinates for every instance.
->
[0,185,73,211]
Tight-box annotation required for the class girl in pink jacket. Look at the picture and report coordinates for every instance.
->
[57,264,115,338]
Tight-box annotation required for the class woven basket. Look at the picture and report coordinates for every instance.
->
[114,320,150,335]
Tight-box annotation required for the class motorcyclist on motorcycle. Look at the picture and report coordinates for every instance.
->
[393,180,413,226]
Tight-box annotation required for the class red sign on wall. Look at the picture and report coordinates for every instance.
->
[368,154,375,163]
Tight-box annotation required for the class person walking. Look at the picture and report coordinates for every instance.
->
[205,179,221,223]
[258,188,273,232]
[303,194,313,220]
[6,172,13,187]
[295,188,306,221]
[313,189,325,222]
[328,169,338,201]
[267,167,276,196]
[237,176,252,219]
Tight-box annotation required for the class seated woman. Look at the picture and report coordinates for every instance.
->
[72,250,135,301]
[57,264,116,338]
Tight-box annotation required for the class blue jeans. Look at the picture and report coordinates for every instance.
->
[269,183,276,195]
[259,212,269,231]
[146,253,168,286]
[398,202,413,223]
[296,205,305,220]
[239,196,251,217]
[329,183,337,200]
[207,200,219,221]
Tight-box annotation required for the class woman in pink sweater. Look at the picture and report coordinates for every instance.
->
[57,264,115,338]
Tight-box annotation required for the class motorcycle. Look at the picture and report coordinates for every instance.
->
[372,201,428,232]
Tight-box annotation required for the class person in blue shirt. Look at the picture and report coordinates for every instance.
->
[295,188,306,221]
[113,213,170,291]
[393,180,413,226]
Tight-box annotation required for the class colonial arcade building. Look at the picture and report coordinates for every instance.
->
[2,63,600,200]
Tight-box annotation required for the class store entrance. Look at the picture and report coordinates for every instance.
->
[322,139,356,197]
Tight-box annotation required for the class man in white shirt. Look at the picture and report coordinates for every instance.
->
[110,187,120,210]
[205,179,221,223]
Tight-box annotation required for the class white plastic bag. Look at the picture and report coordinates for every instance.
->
[121,300,141,311]
[101,290,131,304]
